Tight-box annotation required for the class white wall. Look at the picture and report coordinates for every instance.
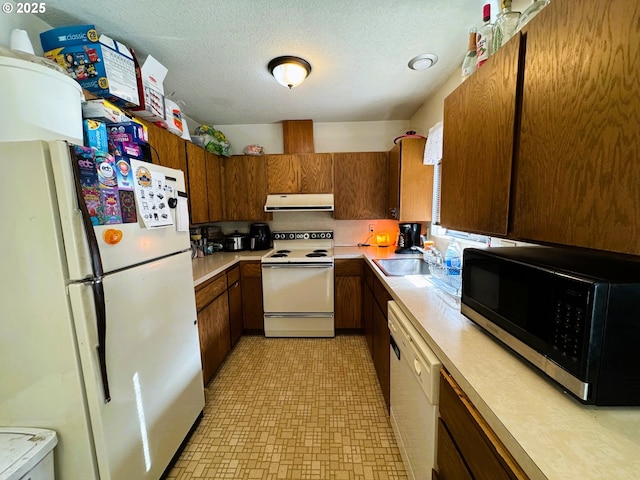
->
[213,120,410,155]
[0,3,52,53]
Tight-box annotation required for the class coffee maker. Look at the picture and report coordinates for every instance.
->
[395,222,422,253]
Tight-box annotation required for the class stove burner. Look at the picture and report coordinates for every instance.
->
[271,253,288,258]
[313,249,328,253]
[277,250,291,254]
[306,252,327,257]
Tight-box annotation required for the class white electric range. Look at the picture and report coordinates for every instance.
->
[261,231,334,337]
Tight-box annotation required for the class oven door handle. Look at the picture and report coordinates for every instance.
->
[262,264,334,268]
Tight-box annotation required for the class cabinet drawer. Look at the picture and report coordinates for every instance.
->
[227,264,241,285]
[241,261,262,278]
[195,272,227,312]
[335,258,363,276]
[439,370,528,480]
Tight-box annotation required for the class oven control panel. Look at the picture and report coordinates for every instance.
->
[273,231,333,240]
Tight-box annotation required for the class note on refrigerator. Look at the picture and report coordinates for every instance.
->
[176,192,189,232]
[130,159,173,229]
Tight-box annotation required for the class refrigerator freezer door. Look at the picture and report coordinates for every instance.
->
[0,138,101,479]
[48,141,191,279]
[69,251,204,479]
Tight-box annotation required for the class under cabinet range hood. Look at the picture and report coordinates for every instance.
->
[264,193,334,212]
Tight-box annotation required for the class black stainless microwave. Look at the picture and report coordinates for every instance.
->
[461,246,640,406]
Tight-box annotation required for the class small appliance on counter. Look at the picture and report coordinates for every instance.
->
[249,223,273,251]
[224,231,249,252]
[462,246,640,406]
[395,222,423,253]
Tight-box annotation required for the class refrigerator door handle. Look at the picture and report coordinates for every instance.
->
[90,277,110,403]
[70,145,111,403]
[69,144,104,278]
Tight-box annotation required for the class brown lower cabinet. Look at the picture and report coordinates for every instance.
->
[195,272,230,386]
[361,261,391,413]
[436,369,529,480]
[334,259,363,331]
[240,261,264,333]
[227,265,243,347]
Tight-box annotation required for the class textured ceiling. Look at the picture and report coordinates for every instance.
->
[37,0,501,126]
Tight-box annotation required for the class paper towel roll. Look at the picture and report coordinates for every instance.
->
[10,29,35,55]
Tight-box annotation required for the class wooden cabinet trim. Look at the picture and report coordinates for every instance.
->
[439,369,529,480]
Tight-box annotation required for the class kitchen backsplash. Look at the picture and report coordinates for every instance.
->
[211,212,405,247]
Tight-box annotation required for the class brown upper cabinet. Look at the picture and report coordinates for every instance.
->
[441,0,640,257]
[333,152,389,219]
[267,154,333,194]
[512,0,640,256]
[184,142,224,224]
[388,137,434,222]
[223,155,270,221]
[143,119,187,173]
[441,33,520,236]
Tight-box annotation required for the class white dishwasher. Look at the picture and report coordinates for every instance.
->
[388,301,441,480]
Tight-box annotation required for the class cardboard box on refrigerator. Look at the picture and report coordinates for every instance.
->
[130,55,167,125]
[82,99,128,124]
[40,25,140,108]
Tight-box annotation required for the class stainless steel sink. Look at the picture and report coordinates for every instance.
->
[373,258,431,276]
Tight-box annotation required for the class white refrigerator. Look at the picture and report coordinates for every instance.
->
[0,140,205,479]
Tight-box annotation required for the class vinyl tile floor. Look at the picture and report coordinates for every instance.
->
[165,335,408,479]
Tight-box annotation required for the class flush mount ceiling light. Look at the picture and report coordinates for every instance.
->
[268,56,312,89]
[408,53,439,70]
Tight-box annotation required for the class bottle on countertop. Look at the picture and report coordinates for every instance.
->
[461,28,478,82]
[493,0,521,52]
[476,3,493,68]
[444,239,462,276]
[516,0,551,32]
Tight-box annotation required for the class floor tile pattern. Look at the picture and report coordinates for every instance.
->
[166,335,407,479]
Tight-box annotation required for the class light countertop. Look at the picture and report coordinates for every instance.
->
[192,246,640,479]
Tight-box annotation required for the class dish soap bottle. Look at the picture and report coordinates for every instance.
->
[444,239,462,276]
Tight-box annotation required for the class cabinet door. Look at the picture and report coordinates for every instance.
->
[205,151,224,222]
[441,34,521,236]
[362,265,374,356]
[372,298,390,413]
[436,418,474,480]
[227,265,243,348]
[396,137,433,222]
[267,154,333,194]
[387,144,400,219]
[223,155,269,221]
[513,0,640,255]
[198,292,230,386]
[240,261,264,332]
[185,142,209,224]
[145,121,187,173]
[439,370,528,480]
[333,152,388,219]
[298,153,333,193]
[334,259,362,330]
[267,155,299,193]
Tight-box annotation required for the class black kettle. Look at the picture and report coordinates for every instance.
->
[249,223,273,251]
